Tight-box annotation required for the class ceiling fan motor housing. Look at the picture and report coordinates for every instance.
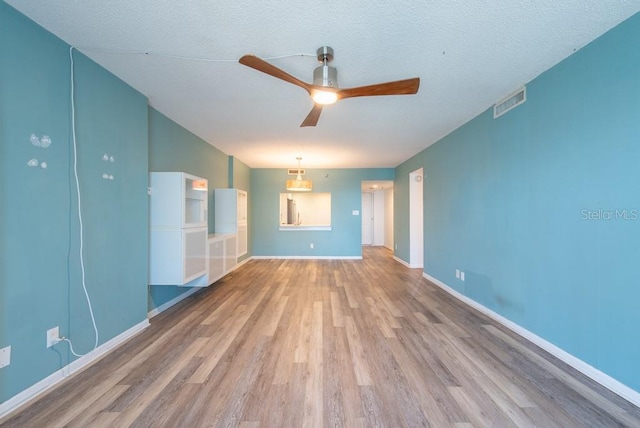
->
[314,46,338,88]
[314,65,338,88]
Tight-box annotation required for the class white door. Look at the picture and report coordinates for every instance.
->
[362,192,373,245]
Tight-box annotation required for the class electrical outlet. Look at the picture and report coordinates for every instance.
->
[455,269,460,279]
[47,326,60,348]
[395,244,398,250]
[310,243,314,249]
[460,271,465,282]
[0,346,10,369]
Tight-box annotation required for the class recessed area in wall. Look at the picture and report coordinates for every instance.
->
[279,193,331,230]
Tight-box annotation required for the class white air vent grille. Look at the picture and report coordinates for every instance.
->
[494,86,526,118]
[288,169,305,176]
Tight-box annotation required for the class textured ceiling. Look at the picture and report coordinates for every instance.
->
[6,1,640,169]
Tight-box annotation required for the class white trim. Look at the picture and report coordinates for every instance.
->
[0,320,149,420]
[422,272,640,408]
[234,257,252,269]
[147,287,200,319]
[278,225,332,231]
[251,255,362,260]
[393,256,411,268]
[393,256,422,269]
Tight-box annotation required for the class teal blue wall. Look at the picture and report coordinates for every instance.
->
[1,4,149,403]
[148,107,232,310]
[396,12,640,391]
[232,157,251,192]
[231,157,251,261]
[251,168,394,257]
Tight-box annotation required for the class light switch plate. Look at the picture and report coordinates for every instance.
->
[352,210,359,215]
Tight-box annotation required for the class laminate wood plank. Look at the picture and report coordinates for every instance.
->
[302,301,323,428]
[190,286,270,383]
[4,247,640,428]
[358,385,396,427]
[31,371,128,428]
[424,326,518,427]
[260,294,289,336]
[141,383,202,428]
[88,411,120,427]
[450,334,537,409]
[343,316,373,386]
[197,336,271,427]
[411,312,463,387]
[350,307,430,427]
[448,386,517,428]
[372,286,404,320]
[484,324,640,426]
[293,306,313,363]
[365,296,396,338]
[330,291,345,327]
[66,384,130,428]
[385,335,461,426]
[110,336,208,426]
[200,289,241,325]
[342,280,361,309]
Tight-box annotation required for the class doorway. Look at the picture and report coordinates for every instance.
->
[361,181,394,249]
[362,192,374,245]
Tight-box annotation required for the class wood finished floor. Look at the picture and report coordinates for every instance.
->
[3,247,640,427]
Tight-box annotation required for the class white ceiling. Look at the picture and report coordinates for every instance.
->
[6,1,640,169]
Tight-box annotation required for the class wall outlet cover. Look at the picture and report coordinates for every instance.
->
[0,346,11,369]
[47,326,60,348]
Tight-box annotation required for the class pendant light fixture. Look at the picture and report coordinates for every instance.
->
[286,157,312,192]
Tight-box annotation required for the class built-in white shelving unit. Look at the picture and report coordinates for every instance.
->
[215,189,248,257]
[207,233,238,284]
[149,172,209,287]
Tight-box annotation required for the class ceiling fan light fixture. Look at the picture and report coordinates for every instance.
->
[311,89,338,105]
[286,157,313,191]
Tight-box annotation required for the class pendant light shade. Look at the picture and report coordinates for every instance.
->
[286,157,312,191]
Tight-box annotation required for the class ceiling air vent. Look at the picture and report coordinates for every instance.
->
[494,86,526,119]
[288,168,305,176]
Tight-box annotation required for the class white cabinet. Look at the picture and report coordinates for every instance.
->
[207,233,238,285]
[150,172,209,287]
[215,189,248,257]
[208,235,225,283]
[150,172,207,228]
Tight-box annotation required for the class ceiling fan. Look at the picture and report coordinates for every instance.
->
[239,46,420,127]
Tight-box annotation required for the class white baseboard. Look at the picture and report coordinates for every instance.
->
[422,272,640,408]
[393,256,422,269]
[234,257,252,269]
[0,319,149,420]
[251,255,362,260]
[148,287,200,319]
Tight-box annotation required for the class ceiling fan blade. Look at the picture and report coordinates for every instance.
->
[337,77,420,100]
[239,54,311,93]
[301,105,323,127]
